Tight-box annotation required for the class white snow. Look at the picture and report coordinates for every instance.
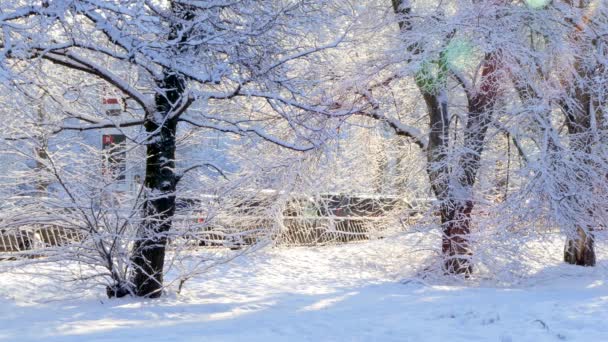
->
[0,238,607,342]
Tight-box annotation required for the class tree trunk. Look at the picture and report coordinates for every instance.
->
[421,90,474,274]
[106,1,190,298]
[441,200,473,274]
[426,54,498,275]
[392,1,500,275]
[107,71,183,298]
[129,118,178,297]
[132,68,183,297]
[564,227,596,266]
[561,165,597,267]
[560,72,597,267]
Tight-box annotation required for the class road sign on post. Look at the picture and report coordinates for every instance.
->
[102,134,127,183]
[103,97,122,116]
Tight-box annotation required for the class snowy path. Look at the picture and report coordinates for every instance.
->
[1,241,607,342]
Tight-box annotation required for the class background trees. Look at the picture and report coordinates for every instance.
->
[325,0,608,275]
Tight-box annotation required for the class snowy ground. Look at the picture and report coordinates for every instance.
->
[0,237,607,342]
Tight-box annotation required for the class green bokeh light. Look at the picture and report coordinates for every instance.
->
[444,39,474,70]
[525,0,550,9]
[414,38,476,93]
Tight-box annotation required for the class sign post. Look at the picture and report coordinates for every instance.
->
[102,134,127,183]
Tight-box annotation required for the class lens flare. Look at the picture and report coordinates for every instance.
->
[525,0,550,9]
[444,39,474,70]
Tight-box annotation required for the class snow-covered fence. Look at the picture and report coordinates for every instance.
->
[0,229,40,253]
[277,216,386,245]
[201,216,389,247]
[172,215,394,249]
[0,216,388,259]
[172,193,423,248]
[0,226,83,257]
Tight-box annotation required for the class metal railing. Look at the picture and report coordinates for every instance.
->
[0,226,83,256]
[188,215,389,247]
[277,216,383,245]
[0,215,395,257]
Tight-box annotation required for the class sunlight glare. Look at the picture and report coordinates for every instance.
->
[445,39,474,70]
[525,0,550,9]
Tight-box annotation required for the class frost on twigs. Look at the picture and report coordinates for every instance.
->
[0,0,354,298]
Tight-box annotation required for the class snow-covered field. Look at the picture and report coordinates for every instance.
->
[1,237,607,342]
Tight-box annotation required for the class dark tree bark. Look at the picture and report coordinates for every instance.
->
[392,0,501,275]
[558,19,598,266]
[108,72,183,298]
[564,227,596,266]
[417,69,499,275]
[560,95,597,267]
[129,96,179,297]
[437,54,500,275]
[108,2,191,298]
[511,40,597,267]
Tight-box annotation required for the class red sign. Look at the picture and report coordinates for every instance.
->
[102,134,127,182]
[102,98,120,105]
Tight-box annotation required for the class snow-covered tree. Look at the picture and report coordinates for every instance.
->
[0,0,349,297]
